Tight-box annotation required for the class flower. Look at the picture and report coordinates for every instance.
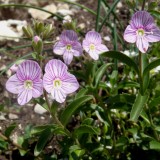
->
[6,60,43,105]
[82,31,109,60]
[53,30,83,65]
[43,59,79,103]
[124,11,160,53]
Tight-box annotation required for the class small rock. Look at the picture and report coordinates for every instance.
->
[28,3,57,20]
[117,2,123,8]
[0,113,6,120]
[0,64,7,71]
[78,23,85,29]
[9,113,19,120]
[34,104,47,114]
[6,69,12,77]
[40,116,45,120]
[103,36,111,41]
[57,3,73,16]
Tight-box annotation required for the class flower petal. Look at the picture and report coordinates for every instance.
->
[32,79,43,98]
[6,74,23,94]
[85,31,102,44]
[72,42,83,56]
[61,73,79,94]
[124,25,137,43]
[88,50,99,60]
[131,11,154,29]
[82,39,90,52]
[45,59,68,78]
[17,89,32,105]
[96,44,109,54]
[53,41,66,55]
[16,60,41,81]
[60,30,78,43]
[51,89,66,103]
[43,73,53,93]
[136,37,149,53]
[145,25,160,42]
[63,51,73,65]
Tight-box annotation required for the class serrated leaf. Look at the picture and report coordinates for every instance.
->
[34,128,52,156]
[60,95,93,126]
[101,51,139,74]
[130,91,149,121]
[74,125,100,136]
[150,141,160,150]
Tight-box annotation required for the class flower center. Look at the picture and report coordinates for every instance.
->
[53,79,62,88]
[137,29,145,36]
[66,44,72,50]
[89,44,95,51]
[24,80,33,89]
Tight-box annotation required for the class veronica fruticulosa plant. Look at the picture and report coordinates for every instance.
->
[53,30,83,65]
[6,60,43,105]
[82,31,109,60]
[43,59,79,103]
[124,11,160,53]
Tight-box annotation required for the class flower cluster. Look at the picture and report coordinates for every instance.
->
[53,30,108,63]
[6,59,79,105]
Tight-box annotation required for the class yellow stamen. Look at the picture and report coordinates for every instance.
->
[24,80,33,89]
[89,44,95,51]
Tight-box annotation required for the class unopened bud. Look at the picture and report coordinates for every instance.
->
[33,36,41,43]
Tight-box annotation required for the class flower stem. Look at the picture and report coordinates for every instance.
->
[43,91,71,137]
[141,0,146,10]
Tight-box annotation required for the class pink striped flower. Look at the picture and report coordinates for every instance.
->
[82,31,109,60]
[6,60,43,105]
[124,11,160,53]
[43,59,79,103]
[53,30,83,65]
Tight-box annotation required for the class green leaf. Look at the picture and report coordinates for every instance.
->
[141,53,149,94]
[94,63,112,87]
[4,123,17,138]
[101,51,139,74]
[74,125,100,136]
[149,140,160,150]
[117,81,140,89]
[34,128,52,156]
[0,139,8,150]
[130,91,149,121]
[107,94,135,105]
[31,124,55,135]
[140,110,150,125]
[149,10,160,20]
[149,96,160,108]
[75,88,88,99]
[143,59,160,80]
[60,95,93,126]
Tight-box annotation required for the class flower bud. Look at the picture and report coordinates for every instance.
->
[33,36,41,43]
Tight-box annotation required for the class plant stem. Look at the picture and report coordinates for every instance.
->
[141,0,146,10]
[98,0,120,32]
[96,0,102,32]
[0,4,63,20]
